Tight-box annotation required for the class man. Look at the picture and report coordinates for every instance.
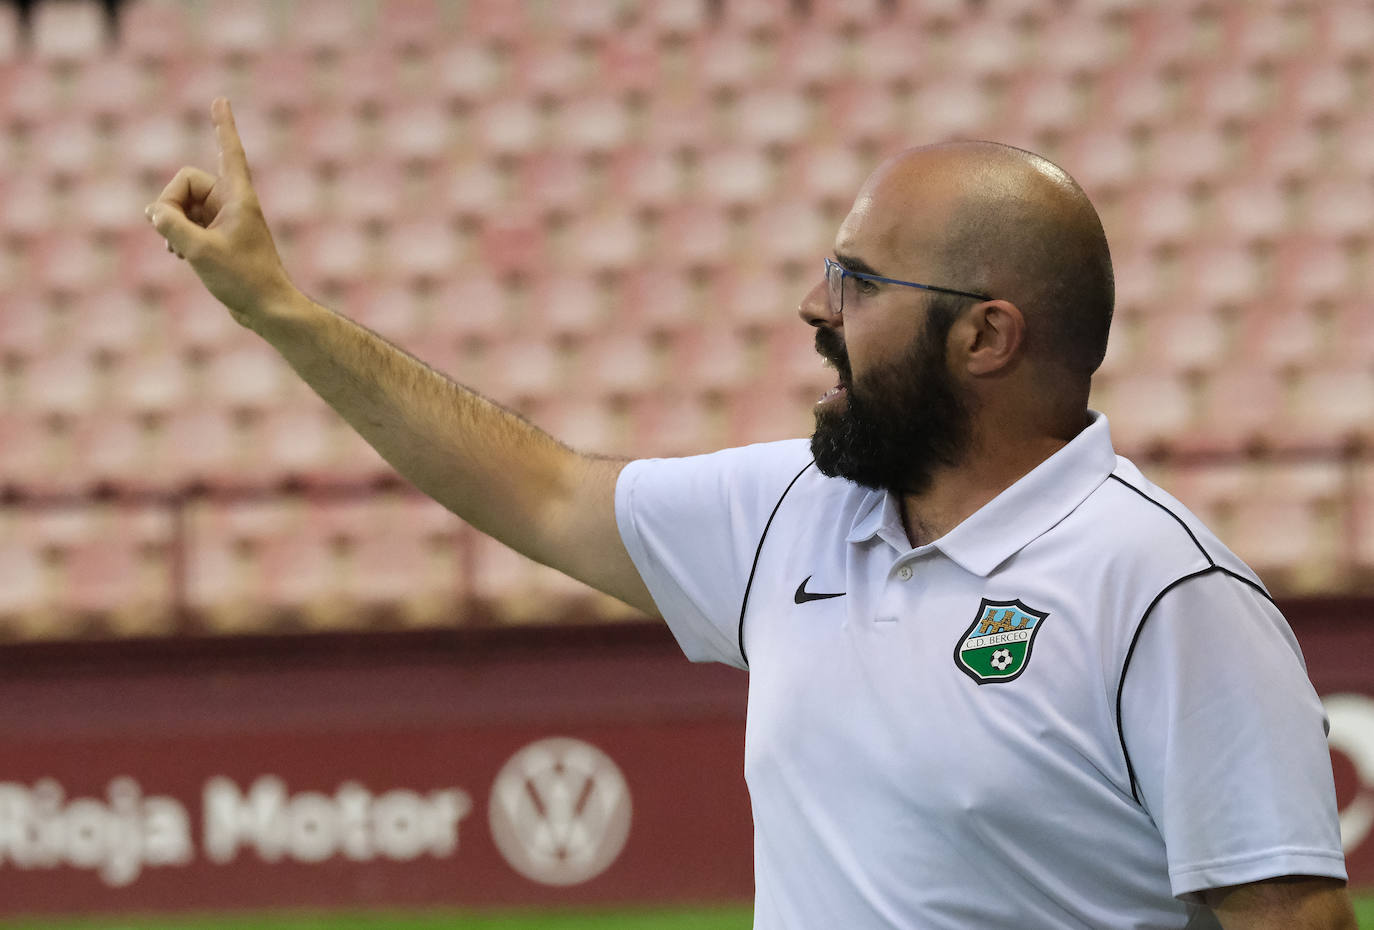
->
[147,99,1353,928]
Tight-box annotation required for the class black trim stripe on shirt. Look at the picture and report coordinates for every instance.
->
[1107,473,1277,804]
[1108,473,1213,805]
[737,460,815,668]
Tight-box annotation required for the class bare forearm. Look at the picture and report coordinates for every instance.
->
[255,291,581,558]
[148,98,656,614]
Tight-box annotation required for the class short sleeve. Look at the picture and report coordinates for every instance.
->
[615,440,813,669]
[1119,570,1347,899]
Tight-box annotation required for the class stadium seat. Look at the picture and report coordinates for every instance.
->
[1137,303,1234,374]
[1355,462,1374,577]
[58,504,177,636]
[551,96,632,157]
[1210,178,1288,244]
[1227,462,1347,593]
[1238,300,1326,372]
[32,0,106,63]
[286,0,367,56]
[1316,2,1374,65]
[1300,176,1374,240]
[775,26,848,92]
[698,145,776,210]
[637,0,709,38]
[749,201,832,266]
[1177,365,1286,456]
[374,0,449,53]
[565,211,643,273]
[584,329,666,400]
[0,288,52,360]
[1283,365,1374,451]
[0,527,47,637]
[1271,237,1350,306]
[618,264,699,336]
[22,347,102,418]
[199,0,277,61]
[475,98,543,160]
[0,4,18,64]
[657,204,733,270]
[202,344,292,414]
[428,271,510,342]
[335,493,464,628]
[120,0,195,65]
[1093,370,1195,456]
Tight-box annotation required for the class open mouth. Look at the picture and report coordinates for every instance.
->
[817,382,848,404]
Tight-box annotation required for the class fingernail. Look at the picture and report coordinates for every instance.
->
[145,205,156,222]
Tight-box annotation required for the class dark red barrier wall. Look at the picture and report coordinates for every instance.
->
[0,601,1371,918]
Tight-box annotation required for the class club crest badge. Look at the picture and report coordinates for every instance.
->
[955,598,1050,685]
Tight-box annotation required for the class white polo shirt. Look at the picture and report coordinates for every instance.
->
[615,413,1346,929]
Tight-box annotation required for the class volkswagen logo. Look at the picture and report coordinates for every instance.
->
[488,738,632,886]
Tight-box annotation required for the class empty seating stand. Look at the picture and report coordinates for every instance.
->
[0,0,1369,641]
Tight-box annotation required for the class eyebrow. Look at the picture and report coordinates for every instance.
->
[833,252,882,278]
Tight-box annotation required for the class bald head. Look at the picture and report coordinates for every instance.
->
[844,141,1114,379]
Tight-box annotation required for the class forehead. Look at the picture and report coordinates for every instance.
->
[833,161,964,273]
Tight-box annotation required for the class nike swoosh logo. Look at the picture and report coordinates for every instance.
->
[794,575,845,604]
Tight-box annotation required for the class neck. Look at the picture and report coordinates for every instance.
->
[898,423,1081,548]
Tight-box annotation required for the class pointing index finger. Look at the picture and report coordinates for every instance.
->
[212,97,251,184]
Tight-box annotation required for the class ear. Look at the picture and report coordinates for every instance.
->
[956,299,1025,376]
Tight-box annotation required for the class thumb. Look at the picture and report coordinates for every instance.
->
[146,202,205,256]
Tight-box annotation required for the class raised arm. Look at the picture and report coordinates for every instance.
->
[145,98,655,616]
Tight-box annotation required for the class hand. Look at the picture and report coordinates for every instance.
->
[145,98,298,326]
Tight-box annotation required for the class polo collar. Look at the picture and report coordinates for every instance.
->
[845,412,1118,576]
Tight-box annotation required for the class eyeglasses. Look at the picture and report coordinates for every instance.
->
[823,257,992,316]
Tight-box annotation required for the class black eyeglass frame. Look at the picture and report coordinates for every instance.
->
[823,257,993,315]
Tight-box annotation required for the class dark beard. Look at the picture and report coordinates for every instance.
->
[809,300,974,495]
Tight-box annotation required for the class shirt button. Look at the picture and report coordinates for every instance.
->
[896,565,913,582]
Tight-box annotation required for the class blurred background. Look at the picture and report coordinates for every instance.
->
[0,0,1372,926]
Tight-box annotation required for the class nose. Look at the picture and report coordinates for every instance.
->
[798,277,834,329]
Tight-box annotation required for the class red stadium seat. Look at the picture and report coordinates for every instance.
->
[338,496,463,629]
[1315,2,1374,65]
[1182,365,1287,457]
[286,0,366,56]
[776,27,848,92]
[58,503,177,636]
[0,4,17,64]
[733,86,812,149]
[550,96,631,157]
[1210,179,1288,245]
[120,0,195,64]
[638,0,709,38]
[200,0,276,60]
[1226,462,1347,593]
[485,336,566,407]
[1355,462,1374,578]
[631,390,725,458]
[1299,176,1374,241]
[22,347,102,419]
[374,0,448,53]
[475,98,543,159]
[32,0,106,62]
[0,288,52,360]
[1283,365,1374,452]
[428,271,510,342]
[584,330,666,400]
[618,264,699,336]
[1093,370,1195,456]
[0,527,47,635]
[566,211,643,273]
[1237,300,1326,373]
[698,145,776,209]
[1136,303,1234,375]
[607,146,684,212]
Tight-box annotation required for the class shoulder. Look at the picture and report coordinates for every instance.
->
[1070,456,1266,596]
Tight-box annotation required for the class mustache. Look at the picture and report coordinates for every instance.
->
[814,328,852,384]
